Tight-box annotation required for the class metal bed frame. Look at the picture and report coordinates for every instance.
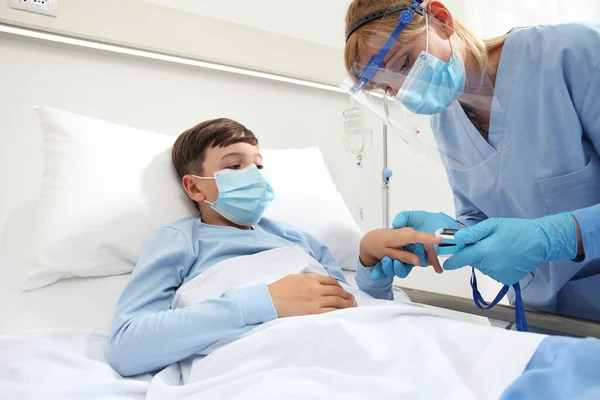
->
[397,286,600,339]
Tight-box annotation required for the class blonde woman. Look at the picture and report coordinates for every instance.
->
[343,0,600,329]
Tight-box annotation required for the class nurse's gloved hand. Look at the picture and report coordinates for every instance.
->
[392,210,462,233]
[372,211,461,280]
[443,214,579,286]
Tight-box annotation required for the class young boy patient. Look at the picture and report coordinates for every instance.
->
[109,118,440,377]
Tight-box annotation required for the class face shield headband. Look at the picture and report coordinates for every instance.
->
[345,0,426,93]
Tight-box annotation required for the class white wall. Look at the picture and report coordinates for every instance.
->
[141,0,353,49]
[139,0,470,50]
[0,0,344,85]
[139,0,600,50]
[461,0,600,38]
[3,0,597,86]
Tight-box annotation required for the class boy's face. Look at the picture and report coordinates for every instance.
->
[182,141,263,225]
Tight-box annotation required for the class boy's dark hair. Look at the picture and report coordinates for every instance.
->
[172,118,258,179]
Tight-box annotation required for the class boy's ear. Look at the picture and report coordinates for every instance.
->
[182,175,206,203]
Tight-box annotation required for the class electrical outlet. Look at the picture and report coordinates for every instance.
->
[24,0,48,7]
[9,0,58,17]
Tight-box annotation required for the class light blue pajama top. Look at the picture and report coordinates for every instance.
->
[109,216,392,376]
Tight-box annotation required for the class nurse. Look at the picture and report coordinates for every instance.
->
[342,0,600,322]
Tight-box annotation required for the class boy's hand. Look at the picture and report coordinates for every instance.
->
[359,228,442,269]
[268,274,356,317]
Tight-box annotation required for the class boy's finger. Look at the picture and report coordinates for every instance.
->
[316,275,343,287]
[321,296,357,309]
[409,231,444,245]
[424,244,443,273]
[321,286,354,300]
[390,229,442,247]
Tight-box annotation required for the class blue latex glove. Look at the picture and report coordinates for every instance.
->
[444,214,579,286]
[372,244,426,280]
[371,211,462,280]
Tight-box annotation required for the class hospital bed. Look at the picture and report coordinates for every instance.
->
[0,196,545,400]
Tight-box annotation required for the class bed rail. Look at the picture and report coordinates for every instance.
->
[397,286,600,339]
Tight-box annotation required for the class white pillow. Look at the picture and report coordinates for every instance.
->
[262,147,361,272]
[23,107,361,290]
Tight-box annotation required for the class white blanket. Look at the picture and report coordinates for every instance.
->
[1,247,545,399]
[150,247,544,399]
[171,246,392,314]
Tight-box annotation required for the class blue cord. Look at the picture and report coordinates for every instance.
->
[470,268,528,332]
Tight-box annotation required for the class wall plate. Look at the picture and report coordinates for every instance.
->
[9,0,58,17]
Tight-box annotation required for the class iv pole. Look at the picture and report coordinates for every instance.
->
[382,90,393,229]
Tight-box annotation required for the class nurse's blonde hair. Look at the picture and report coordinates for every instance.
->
[344,0,507,73]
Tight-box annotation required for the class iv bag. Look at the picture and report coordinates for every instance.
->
[343,105,373,158]
[342,101,372,226]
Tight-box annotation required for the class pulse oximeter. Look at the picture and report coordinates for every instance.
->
[435,228,460,256]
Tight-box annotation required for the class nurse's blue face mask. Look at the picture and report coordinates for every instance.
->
[395,15,465,115]
[193,164,275,227]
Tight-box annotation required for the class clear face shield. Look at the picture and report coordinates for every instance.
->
[342,3,514,171]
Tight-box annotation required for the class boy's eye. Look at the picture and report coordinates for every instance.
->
[225,163,263,170]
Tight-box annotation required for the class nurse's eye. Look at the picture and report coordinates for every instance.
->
[256,164,264,170]
[228,164,241,170]
[386,55,411,74]
[400,55,410,72]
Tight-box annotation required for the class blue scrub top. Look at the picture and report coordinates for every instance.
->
[435,23,600,321]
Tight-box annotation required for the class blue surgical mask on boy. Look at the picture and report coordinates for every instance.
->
[193,164,275,227]
[395,15,465,115]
